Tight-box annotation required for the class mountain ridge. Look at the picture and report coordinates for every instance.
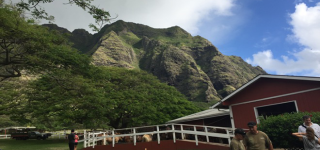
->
[43,20,266,108]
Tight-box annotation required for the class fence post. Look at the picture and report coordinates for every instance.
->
[226,129,231,144]
[156,125,160,144]
[171,124,176,143]
[205,126,209,142]
[133,128,136,146]
[180,125,184,140]
[92,132,96,148]
[84,130,87,148]
[194,126,198,146]
[112,130,115,147]
[103,132,106,145]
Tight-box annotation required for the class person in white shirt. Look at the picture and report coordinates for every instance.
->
[298,116,320,137]
[298,115,320,148]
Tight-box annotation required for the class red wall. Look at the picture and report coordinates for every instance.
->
[225,78,320,106]
[231,87,320,129]
[82,140,230,150]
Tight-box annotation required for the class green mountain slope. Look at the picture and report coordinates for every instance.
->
[45,20,266,107]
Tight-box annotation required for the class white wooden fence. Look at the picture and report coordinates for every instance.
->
[0,134,11,139]
[79,124,234,148]
[49,132,66,139]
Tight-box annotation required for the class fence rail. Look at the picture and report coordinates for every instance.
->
[49,132,66,139]
[80,124,234,148]
[0,134,11,139]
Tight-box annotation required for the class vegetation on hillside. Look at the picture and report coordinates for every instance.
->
[79,20,266,108]
[0,3,201,130]
[39,18,266,109]
[21,67,201,130]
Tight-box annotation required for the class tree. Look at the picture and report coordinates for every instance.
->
[0,4,92,81]
[1,2,200,130]
[98,67,201,128]
[22,67,201,129]
[14,0,113,32]
[0,77,30,128]
[0,5,95,129]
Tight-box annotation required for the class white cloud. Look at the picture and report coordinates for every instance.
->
[99,0,235,34]
[247,3,320,76]
[10,0,235,35]
[246,49,320,76]
[289,3,320,49]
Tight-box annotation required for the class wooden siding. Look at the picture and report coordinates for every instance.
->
[231,89,320,129]
[224,78,320,106]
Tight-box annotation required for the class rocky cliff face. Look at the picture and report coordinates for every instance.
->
[45,20,266,106]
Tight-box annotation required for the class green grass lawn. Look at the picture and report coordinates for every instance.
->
[0,138,84,150]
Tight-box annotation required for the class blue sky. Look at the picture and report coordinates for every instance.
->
[208,0,320,76]
[8,0,320,76]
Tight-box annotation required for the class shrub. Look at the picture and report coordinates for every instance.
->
[258,112,320,149]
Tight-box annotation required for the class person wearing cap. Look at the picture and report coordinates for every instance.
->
[230,128,246,150]
[243,121,273,150]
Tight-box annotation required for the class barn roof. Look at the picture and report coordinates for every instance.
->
[166,108,229,124]
[210,74,320,109]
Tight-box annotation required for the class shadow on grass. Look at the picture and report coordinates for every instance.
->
[0,138,83,150]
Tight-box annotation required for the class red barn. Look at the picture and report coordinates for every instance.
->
[212,75,320,129]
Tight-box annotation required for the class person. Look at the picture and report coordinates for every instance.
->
[292,127,320,150]
[243,121,273,150]
[230,128,246,150]
[298,115,320,138]
[74,131,79,150]
[68,129,75,150]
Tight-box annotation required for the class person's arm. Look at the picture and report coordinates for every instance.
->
[243,136,248,150]
[264,133,273,150]
[316,124,320,138]
[292,132,304,140]
[242,136,247,150]
[268,142,274,150]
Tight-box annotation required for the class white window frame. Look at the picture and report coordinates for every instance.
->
[254,100,299,124]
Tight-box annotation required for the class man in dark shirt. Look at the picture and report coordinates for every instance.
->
[243,121,273,150]
[68,129,75,150]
